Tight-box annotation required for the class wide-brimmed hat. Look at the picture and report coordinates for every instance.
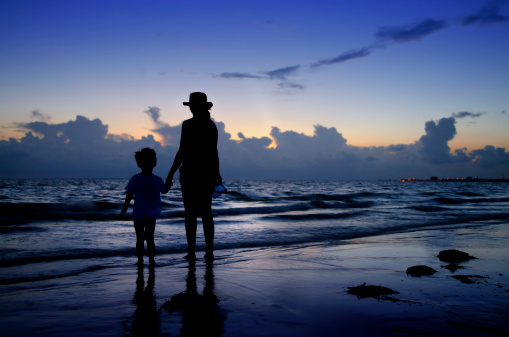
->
[183,92,213,107]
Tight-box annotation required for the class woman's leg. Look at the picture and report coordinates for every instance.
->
[199,185,215,258]
[184,209,198,258]
[134,221,145,265]
[201,207,214,258]
[182,181,198,259]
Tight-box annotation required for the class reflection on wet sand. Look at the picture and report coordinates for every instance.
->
[124,265,160,337]
[161,261,225,336]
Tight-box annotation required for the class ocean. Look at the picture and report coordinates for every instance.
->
[1,179,508,287]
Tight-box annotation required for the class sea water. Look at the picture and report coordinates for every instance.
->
[0,179,508,287]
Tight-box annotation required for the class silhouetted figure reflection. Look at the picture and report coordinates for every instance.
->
[126,265,160,337]
[161,261,224,337]
[166,92,222,261]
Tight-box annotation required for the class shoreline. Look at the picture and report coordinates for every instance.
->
[1,223,508,336]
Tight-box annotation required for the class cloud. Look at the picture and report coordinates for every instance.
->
[216,17,446,88]
[215,2,505,91]
[312,47,372,67]
[374,19,447,43]
[216,16,448,86]
[2,113,508,180]
[144,106,181,146]
[264,65,300,80]
[144,106,161,124]
[106,133,135,142]
[451,111,485,118]
[218,66,301,82]
[271,125,347,159]
[461,0,509,25]
[218,72,263,79]
[31,110,51,122]
[17,115,108,145]
[1,115,173,178]
[217,67,304,93]
[278,82,305,90]
[470,145,509,167]
[418,117,457,164]
[237,132,273,149]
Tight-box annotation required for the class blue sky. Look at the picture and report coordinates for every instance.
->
[0,0,508,179]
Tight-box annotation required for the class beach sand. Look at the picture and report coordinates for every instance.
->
[1,223,508,337]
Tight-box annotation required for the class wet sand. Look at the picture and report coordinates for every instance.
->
[1,223,508,337]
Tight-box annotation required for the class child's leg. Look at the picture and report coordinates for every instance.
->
[145,220,156,265]
[200,205,214,257]
[133,221,145,264]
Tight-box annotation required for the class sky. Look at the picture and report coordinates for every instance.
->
[0,0,508,179]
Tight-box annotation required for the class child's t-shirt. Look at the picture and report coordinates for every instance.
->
[126,173,169,221]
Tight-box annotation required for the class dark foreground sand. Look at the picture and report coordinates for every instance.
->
[1,223,508,337]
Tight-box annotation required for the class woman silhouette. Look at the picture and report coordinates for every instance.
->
[166,92,222,261]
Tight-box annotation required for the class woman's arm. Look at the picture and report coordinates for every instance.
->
[160,178,170,194]
[166,123,185,188]
[166,149,182,187]
[213,124,222,185]
[216,156,222,186]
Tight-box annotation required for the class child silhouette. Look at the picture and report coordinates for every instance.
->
[121,148,169,266]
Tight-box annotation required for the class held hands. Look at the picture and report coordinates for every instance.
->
[165,176,174,190]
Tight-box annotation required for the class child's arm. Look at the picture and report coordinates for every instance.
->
[120,192,134,216]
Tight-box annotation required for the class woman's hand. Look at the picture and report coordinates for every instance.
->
[165,176,174,189]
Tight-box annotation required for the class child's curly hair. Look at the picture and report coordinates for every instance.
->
[135,148,157,169]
